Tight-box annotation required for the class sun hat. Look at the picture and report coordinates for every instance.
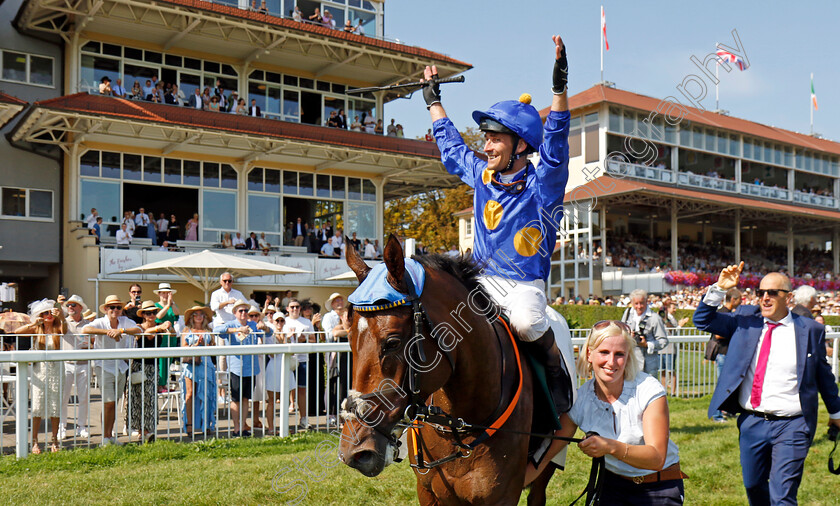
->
[184,305,213,323]
[136,300,159,316]
[28,298,55,319]
[99,294,127,314]
[82,309,97,320]
[230,299,251,313]
[325,292,343,310]
[63,294,88,312]
[153,282,177,294]
[247,305,262,316]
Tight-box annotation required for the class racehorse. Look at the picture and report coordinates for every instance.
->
[338,234,566,505]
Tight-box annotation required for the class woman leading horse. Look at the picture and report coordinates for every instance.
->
[339,235,568,505]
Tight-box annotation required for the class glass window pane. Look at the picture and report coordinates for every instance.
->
[144,156,162,183]
[362,179,376,201]
[345,202,375,240]
[266,71,282,83]
[348,177,362,200]
[608,108,619,132]
[248,167,264,191]
[179,73,201,99]
[249,69,264,80]
[316,81,330,92]
[184,57,201,70]
[203,162,220,187]
[692,128,703,149]
[29,190,52,218]
[265,168,281,193]
[1,187,25,216]
[316,174,330,198]
[80,150,99,177]
[267,86,282,114]
[164,158,181,184]
[102,44,121,57]
[622,111,634,134]
[101,151,121,179]
[29,56,53,86]
[221,165,238,189]
[249,81,267,111]
[202,190,236,230]
[2,51,26,82]
[81,179,120,224]
[248,194,281,232]
[283,90,299,120]
[204,61,220,74]
[283,170,298,194]
[123,154,142,181]
[331,176,346,199]
[144,50,162,64]
[222,64,237,77]
[165,54,182,67]
[183,160,201,186]
[80,54,119,92]
[299,172,314,196]
[124,46,142,60]
[123,63,158,91]
[299,78,314,89]
[82,41,100,53]
[283,75,297,86]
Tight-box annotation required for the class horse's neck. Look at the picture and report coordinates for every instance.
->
[435,318,504,422]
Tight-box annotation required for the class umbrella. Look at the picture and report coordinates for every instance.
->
[120,249,310,302]
[325,270,358,281]
[0,311,30,333]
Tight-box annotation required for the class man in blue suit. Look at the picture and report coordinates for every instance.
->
[694,261,840,505]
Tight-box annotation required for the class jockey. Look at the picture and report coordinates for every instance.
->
[422,35,572,415]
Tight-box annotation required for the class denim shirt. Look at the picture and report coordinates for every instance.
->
[569,373,681,477]
[213,320,271,377]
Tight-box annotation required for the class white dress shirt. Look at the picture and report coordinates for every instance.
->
[284,316,314,363]
[210,286,245,324]
[88,316,137,374]
[116,229,131,245]
[156,217,168,232]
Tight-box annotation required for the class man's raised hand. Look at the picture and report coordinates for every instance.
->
[716,261,744,290]
[552,35,568,95]
[421,65,441,109]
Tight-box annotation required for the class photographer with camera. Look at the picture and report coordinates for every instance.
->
[123,284,144,324]
[620,289,668,376]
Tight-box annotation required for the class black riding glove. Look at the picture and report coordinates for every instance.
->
[552,45,568,95]
[423,76,441,109]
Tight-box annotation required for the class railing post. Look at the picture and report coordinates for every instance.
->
[16,362,29,459]
[279,353,291,437]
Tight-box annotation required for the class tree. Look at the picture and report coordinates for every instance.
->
[384,128,482,251]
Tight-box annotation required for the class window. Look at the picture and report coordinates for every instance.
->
[1,187,54,220]
[1,50,54,87]
[465,217,473,238]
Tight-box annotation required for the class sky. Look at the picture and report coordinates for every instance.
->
[381,0,840,144]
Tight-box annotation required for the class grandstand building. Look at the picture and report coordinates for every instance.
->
[457,84,840,299]
[0,0,469,309]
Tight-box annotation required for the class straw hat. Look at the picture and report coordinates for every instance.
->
[63,294,88,312]
[136,300,158,316]
[99,294,127,314]
[264,305,277,313]
[82,309,97,320]
[153,282,177,294]
[184,305,213,324]
[325,292,343,310]
[230,299,251,313]
[247,305,262,316]
[273,311,286,322]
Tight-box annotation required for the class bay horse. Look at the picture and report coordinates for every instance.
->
[339,235,561,505]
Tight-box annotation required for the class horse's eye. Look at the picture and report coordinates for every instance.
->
[382,336,401,352]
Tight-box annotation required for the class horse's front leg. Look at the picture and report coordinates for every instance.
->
[416,481,442,506]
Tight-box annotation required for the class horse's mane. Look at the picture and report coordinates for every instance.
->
[413,253,493,303]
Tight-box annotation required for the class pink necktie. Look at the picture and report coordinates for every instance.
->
[750,322,781,409]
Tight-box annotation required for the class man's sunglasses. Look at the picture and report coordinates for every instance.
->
[756,289,790,298]
[236,308,249,313]
[66,303,78,308]
[288,305,300,310]
[107,305,123,310]
[221,279,232,283]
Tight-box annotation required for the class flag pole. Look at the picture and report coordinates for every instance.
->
[600,5,604,84]
[810,72,814,136]
[715,58,719,111]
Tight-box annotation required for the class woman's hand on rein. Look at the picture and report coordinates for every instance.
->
[577,434,616,459]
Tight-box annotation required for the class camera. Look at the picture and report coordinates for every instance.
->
[634,321,647,345]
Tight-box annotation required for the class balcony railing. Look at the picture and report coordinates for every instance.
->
[740,182,790,201]
[607,160,673,184]
[793,190,838,209]
[677,172,738,193]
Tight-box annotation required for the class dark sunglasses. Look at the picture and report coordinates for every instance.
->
[592,320,631,332]
[756,289,789,298]
[235,308,249,313]
[288,305,300,309]
[221,279,232,283]
[66,303,79,307]
[107,305,123,310]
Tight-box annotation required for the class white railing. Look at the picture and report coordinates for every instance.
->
[607,160,673,184]
[2,330,837,459]
[677,172,738,193]
[740,182,790,201]
[793,190,838,209]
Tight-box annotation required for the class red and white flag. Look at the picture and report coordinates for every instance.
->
[601,6,609,51]
[716,49,746,71]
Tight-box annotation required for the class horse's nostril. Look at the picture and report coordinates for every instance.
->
[354,450,375,465]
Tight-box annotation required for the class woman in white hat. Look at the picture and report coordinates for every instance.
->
[132,300,171,442]
[264,311,292,435]
[15,299,68,453]
[153,283,180,392]
[180,305,217,436]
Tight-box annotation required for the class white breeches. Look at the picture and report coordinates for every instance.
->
[479,276,548,342]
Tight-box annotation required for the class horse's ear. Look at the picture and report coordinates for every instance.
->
[383,234,405,289]
[345,235,371,283]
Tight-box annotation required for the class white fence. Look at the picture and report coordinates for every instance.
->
[1,330,838,459]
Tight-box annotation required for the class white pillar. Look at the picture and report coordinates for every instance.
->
[787,217,794,275]
[238,163,250,234]
[600,206,607,271]
[735,158,742,185]
[734,209,741,264]
[16,363,29,458]
[67,32,80,93]
[374,177,385,246]
[834,229,840,276]
[671,201,678,270]
[787,169,795,201]
[68,144,80,224]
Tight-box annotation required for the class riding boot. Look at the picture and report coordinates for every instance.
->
[529,328,573,415]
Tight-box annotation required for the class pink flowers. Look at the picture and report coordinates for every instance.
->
[663,270,840,291]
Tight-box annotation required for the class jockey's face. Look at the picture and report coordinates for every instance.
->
[484,132,525,173]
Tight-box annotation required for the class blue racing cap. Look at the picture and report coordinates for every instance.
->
[348,259,426,312]
[472,93,543,151]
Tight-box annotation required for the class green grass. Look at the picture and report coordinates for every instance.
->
[1,397,838,505]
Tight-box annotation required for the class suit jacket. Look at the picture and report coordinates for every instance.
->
[188,94,203,110]
[291,223,307,238]
[244,237,259,250]
[250,105,262,117]
[694,300,840,442]
[791,304,813,318]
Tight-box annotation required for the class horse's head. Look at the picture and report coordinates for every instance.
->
[338,234,448,477]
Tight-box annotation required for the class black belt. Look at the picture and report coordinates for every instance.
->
[742,410,801,421]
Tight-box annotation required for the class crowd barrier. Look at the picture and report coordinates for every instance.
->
[1,329,838,459]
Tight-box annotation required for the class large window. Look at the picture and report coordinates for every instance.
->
[345,201,375,240]
[203,190,237,240]
[1,187,52,220]
[1,49,54,87]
